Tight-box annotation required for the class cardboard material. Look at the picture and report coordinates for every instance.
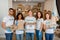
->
[17,20,24,30]
[6,25,17,32]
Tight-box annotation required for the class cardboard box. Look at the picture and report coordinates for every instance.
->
[6,25,17,32]
[17,20,24,30]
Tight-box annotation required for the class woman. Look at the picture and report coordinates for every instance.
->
[44,12,54,40]
[15,13,24,40]
[36,11,43,40]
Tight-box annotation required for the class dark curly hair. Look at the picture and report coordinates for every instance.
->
[36,11,43,19]
[16,13,24,20]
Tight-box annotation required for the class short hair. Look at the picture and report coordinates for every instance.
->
[28,10,32,12]
[16,13,24,20]
[36,11,43,19]
[9,8,14,11]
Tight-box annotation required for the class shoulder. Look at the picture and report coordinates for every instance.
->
[44,20,47,23]
[3,16,8,20]
[41,18,44,21]
[25,16,29,19]
[2,16,8,22]
[25,16,29,18]
[32,16,36,19]
[11,16,14,19]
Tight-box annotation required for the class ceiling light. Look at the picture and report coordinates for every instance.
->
[14,0,16,1]
[26,0,28,1]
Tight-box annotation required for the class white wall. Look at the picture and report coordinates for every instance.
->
[0,0,12,38]
[8,0,12,8]
[0,0,8,38]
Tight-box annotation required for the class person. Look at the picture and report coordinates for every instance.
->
[25,10,36,40]
[36,11,43,40]
[15,13,24,40]
[2,8,14,40]
[44,12,54,40]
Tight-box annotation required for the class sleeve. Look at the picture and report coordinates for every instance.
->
[42,18,44,23]
[25,17,27,22]
[2,17,7,22]
[43,21,46,25]
[34,17,36,22]
[15,20,18,26]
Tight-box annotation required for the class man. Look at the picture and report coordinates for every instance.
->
[2,8,14,40]
[25,10,36,40]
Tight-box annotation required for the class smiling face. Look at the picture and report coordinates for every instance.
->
[38,12,41,18]
[28,10,32,16]
[9,8,14,16]
[18,14,22,20]
[46,14,50,19]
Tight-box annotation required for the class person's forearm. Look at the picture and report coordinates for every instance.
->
[40,23,43,31]
[44,24,46,30]
[2,22,6,30]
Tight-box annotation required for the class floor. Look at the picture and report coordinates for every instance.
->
[0,34,60,40]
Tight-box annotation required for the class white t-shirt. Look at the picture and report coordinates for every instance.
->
[15,20,25,34]
[36,18,44,31]
[44,20,54,34]
[2,15,14,33]
[25,16,36,33]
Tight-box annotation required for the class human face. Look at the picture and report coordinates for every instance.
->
[38,12,41,18]
[9,10,14,16]
[18,14,22,20]
[28,11,32,16]
[46,14,50,19]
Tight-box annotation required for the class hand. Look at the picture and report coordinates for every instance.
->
[47,25,51,29]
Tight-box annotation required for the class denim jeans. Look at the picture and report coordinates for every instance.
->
[36,30,42,40]
[16,34,23,40]
[5,33,13,40]
[45,33,54,40]
[26,33,34,40]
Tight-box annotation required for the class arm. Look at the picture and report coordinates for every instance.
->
[40,23,44,31]
[55,16,59,21]
[34,22,36,30]
[43,24,46,31]
[1,22,6,30]
[14,20,18,30]
[43,24,50,30]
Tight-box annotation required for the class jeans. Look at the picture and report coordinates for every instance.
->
[5,33,13,40]
[26,33,34,40]
[16,34,23,40]
[45,33,54,40]
[36,30,42,40]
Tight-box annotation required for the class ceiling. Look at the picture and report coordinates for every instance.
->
[13,0,45,2]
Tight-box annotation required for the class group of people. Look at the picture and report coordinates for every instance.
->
[2,8,58,40]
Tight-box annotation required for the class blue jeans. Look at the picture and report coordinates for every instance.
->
[45,33,54,40]
[16,34,23,40]
[36,30,42,40]
[26,33,34,40]
[5,33,13,40]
